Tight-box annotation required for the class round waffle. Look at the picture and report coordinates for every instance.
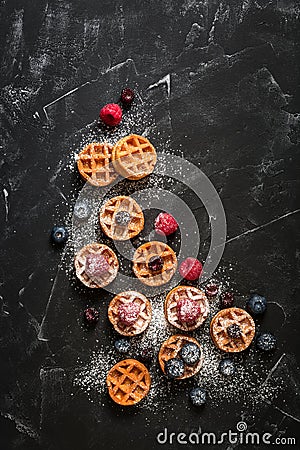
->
[112,134,157,180]
[108,291,152,336]
[106,359,151,406]
[132,241,177,287]
[158,335,203,379]
[99,196,144,241]
[74,243,119,288]
[77,142,118,186]
[165,286,209,331]
[210,307,255,353]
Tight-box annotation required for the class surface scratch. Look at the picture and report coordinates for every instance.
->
[226,209,300,244]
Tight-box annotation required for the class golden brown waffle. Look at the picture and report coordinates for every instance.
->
[74,243,119,288]
[106,359,151,406]
[108,291,152,336]
[112,134,157,180]
[158,335,203,379]
[164,286,209,331]
[99,196,144,241]
[210,307,255,353]
[132,241,177,287]
[77,142,118,187]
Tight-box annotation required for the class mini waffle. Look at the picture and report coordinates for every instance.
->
[132,241,177,287]
[158,335,203,379]
[210,307,255,353]
[106,359,151,406]
[112,134,157,180]
[99,196,144,241]
[77,142,118,186]
[74,243,119,288]
[165,285,209,331]
[108,291,152,336]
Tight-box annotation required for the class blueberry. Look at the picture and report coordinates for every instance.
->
[219,359,236,376]
[189,387,207,406]
[83,307,99,326]
[227,324,242,339]
[114,338,131,354]
[74,199,91,220]
[246,293,267,315]
[115,211,131,226]
[256,333,277,352]
[51,225,68,245]
[165,358,185,379]
[180,343,201,365]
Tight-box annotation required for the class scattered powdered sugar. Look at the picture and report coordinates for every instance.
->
[73,290,282,413]
[50,88,283,413]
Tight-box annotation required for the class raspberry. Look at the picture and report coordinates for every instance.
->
[118,302,140,326]
[85,254,109,278]
[99,103,122,126]
[176,298,201,324]
[154,212,178,236]
[121,88,135,106]
[179,258,202,281]
[83,307,99,326]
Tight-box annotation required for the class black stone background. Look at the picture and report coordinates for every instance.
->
[0,1,300,449]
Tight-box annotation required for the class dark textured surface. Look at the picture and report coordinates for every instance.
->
[1,1,300,449]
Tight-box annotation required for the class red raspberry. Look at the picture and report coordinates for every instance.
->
[179,257,203,281]
[85,254,110,277]
[176,298,201,324]
[154,212,178,236]
[99,103,122,126]
[118,302,140,326]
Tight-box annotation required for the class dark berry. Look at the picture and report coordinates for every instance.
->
[256,333,277,352]
[180,343,201,365]
[114,338,131,354]
[115,210,131,226]
[85,254,110,278]
[154,212,178,236]
[136,344,154,363]
[51,225,69,245]
[205,283,219,297]
[121,88,135,106]
[177,298,201,324]
[118,302,140,326]
[179,258,202,281]
[99,103,122,127]
[83,307,99,326]
[246,293,267,315]
[220,292,234,309]
[219,359,236,376]
[165,358,185,379]
[189,387,207,406]
[148,255,164,272]
[227,324,242,339]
